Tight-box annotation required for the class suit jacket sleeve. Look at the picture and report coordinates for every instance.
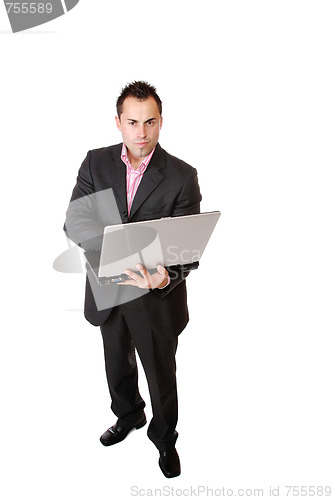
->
[155,166,202,297]
[63,151,104,251]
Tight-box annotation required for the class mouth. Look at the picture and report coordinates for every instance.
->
[135,142,149,147]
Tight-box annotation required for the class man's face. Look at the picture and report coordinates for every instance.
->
[115,96,163,167]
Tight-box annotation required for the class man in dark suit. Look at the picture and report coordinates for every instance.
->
[64,81,201,478]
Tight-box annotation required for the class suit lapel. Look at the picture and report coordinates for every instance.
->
[129,143,166,219]
[106,144,127,213]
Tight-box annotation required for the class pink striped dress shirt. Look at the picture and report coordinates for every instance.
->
[120,143,170,288]
[121,143,155,215]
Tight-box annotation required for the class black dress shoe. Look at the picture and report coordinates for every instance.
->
[159,448,181,478]
[100,417,147,446]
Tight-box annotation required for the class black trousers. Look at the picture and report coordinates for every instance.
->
[100,298,179,451]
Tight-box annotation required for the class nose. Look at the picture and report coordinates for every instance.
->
[137,124,147,138]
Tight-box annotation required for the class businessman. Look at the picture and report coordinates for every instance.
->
[64,81,201,478]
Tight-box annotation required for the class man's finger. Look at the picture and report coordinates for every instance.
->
[136,264,150,278]
[136,264,152,288]
[117,280,136,286]
[157,265,167,276]
[123,269,140,282]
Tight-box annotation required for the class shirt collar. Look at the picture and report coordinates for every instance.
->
[121,143,156,174]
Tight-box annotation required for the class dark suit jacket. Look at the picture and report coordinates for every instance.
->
[64,143,201,339]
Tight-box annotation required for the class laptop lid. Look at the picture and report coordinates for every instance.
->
[97,211,220,278]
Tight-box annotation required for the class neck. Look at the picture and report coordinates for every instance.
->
[128,152,142,170]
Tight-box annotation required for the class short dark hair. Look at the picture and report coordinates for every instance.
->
[116,81,162,117]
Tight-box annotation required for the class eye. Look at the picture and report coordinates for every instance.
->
[147,121,155,126]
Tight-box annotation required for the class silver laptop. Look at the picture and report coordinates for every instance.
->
[85,211,220,284]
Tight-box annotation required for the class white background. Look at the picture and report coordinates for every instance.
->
[1,1,332,498]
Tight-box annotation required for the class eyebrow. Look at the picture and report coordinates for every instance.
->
[127,117,157,123]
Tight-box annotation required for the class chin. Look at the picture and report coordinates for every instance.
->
[138,147,151,157]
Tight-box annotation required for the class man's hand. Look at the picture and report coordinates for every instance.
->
[117,264,169,289]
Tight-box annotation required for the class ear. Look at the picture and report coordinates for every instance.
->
[160,116,163,130]
[115,115,121,131]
